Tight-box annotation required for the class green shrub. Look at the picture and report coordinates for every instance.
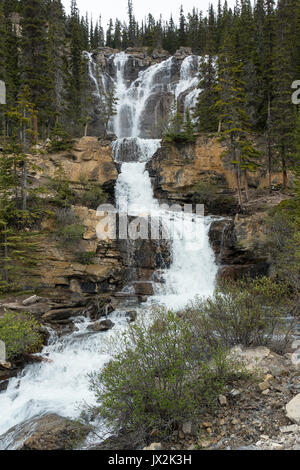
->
[267,203,300,299]
[57,223,84,246]
[74,251,95,265]
[88,307,244,439]
[78,185,108,209]
[55,207,78,227]
[50,166,75,208]
[48,122,74,153]
[190,181,237,214]
[185,277,293,352]
[54,208,84,246]
[0,311,43,360]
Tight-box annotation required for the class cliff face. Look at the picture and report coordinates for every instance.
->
[147,136,290,206]
[32,136,118,196]
[147,136,292,279]
[25,134,291,293]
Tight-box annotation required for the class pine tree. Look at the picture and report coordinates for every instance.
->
[178,6,186,47]
[106,19,114,47]
[20,0,54,135]
[216,37,259,207]
[183,110,196,143]
[127,0,136,47]
[63,0,88,135]
[271,0,296,190]
[6,86,37,211]
[194,32,218,133]
[293,110,300,200]
[45,0,66,132]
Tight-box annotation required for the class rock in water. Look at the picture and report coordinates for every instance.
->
[88,319,115,332]
[126,310,137,322]
[0,414,88,450]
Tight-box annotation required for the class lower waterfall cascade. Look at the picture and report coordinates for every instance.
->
[0,51,218,449]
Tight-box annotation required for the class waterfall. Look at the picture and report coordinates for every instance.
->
[0,51,217,447]
[84,52,102,101]
[175,55,201,112]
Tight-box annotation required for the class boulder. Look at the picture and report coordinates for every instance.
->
[182,421,194,435]
[126,310,137,322]
[134,282,154,296]
[143,442,163,451]
[20,414,88,450]
[22,295,40,306]
[42,307,83,323]
[218,395,228,406]
[286,394,300,424]
[230,346,271,371]
[0,414,88,450]
[88,319,115,332]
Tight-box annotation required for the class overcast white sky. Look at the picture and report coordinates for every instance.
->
[62,1,234,28]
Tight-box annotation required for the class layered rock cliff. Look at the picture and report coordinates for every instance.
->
[147,136,292,279]
[24,137,169,305]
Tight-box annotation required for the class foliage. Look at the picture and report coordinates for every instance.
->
[185,277,294,352]
[57,223,84,247]
[0,311,43,360]
[88,307,244,438]
[48,122,74,152]
[194,54,218,132]
[267,200,300,301]
[74,251,95,265]
[99,89,118,133]
[54,207,84,247]
[50,166,75,208]
[163,103,196,144]
[190,180,237,214]
[77,184,108,210]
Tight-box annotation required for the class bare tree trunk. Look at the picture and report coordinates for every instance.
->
[231,133,243,209]
[84,122,88,137]
[281,149,288,190]
[22,118,27,211]
[267,93,273,194]
[243,170,249,202]
[236,168,243,209]
[32,115,38,144]
[3,225,8,283]
[22,160,27,211]
[218,120,222,133]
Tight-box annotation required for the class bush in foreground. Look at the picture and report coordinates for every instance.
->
[0,311,43,361]
[88,308,244,439]
[185,277,294,352]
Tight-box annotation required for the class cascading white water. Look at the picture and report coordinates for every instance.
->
[0,313,129,446]
[112,54,175,138]
[0,51,217,448]
[174,55,201,112]
[84,52,102,101]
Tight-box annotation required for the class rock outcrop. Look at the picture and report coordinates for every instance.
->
[31,136,118,199]
[147,136,291,210]
[147,137,234,207]
[0,414,88,450]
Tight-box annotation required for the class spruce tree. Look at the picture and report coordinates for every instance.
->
[194,31,218,133]
[216,36,260,206]
[271,0,296,190]
[20,0,54,135]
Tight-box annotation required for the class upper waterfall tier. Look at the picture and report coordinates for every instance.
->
[85,48,201,138]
